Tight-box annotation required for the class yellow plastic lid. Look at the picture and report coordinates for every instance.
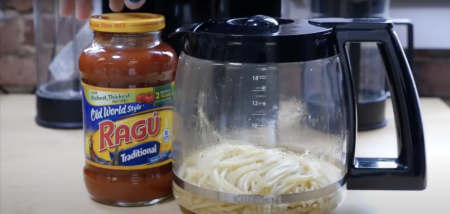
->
[89,13,165,33]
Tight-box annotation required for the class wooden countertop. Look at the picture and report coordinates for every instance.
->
[1,95,449,214]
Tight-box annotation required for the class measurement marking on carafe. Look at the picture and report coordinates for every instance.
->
[252,113,266,116]
[252,75,266,81]
[252,101,266,106]
[251,123,266,128]
[255,95,266,98]
[256,67,277,71]
[252,86,266,92]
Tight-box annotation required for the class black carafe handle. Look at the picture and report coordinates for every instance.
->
[309,18,426,190]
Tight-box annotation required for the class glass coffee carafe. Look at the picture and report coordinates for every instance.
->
[170,16,426,214]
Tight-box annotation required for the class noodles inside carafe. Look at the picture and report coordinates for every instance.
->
[173,95,345,214]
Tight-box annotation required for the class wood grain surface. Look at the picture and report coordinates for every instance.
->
[1,95,449,214]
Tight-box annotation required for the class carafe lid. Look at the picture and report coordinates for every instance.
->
[171,15,339,63]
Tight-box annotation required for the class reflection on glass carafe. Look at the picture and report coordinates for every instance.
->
[302,57,345,135]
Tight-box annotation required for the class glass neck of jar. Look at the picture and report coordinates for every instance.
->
[93,31,162,49]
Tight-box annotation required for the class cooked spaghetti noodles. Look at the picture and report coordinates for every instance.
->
[173,96,344,214]
[174,143,343,214]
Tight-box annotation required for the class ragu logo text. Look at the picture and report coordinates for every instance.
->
[98,112,161,152]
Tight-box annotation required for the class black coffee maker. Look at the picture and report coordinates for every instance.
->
[102,0,282,55]
[306,0,414,131]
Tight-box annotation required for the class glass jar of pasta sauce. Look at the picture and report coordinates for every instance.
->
[79,13,177,206]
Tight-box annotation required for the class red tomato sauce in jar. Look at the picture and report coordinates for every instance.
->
[79,13,177,206]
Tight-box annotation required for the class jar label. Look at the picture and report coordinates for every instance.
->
[81,82,174,170]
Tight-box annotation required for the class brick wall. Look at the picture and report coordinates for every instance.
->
[1,0,35,89]
[415,50,450,99]
[0,0,55,92]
